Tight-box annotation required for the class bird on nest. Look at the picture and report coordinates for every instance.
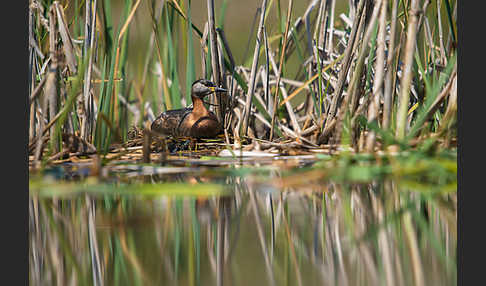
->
[150,79,227,139]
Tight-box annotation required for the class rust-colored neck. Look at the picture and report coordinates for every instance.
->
[191,95,208,116]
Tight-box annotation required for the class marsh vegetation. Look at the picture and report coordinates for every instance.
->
[28,0,457,285]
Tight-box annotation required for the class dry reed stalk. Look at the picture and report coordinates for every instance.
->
[278,53,344,107]
[253,69,271,112]
[29,7,37,142]
[328,0,336,56]
[216,37,238,130]
[365,0,387,152]
[349,7,366,62]
[437,70,457,135]
[313,0,325,44]
[383,0,399,129]
[284,18,306,63]
[241,0,268,137]
[416,0,431,32]
[317,5,374,145]
[269,0,293,142]
[436,0,446,65]
[29,65,88,152]
[29,76,47,106]
[207,0,225,125]
[232,107,242,149]
[237,98,271,128]
[142,125,151,163]
[349,91,371,149]
[54,2,77,74]
[346,11,367,114]
[30,101,37,142]
[201,22,209,79]
[29,3,44,60]
[217,28,236,71]
[30,103,72,148]
[324,0,366,127]
[217,35,226,96]
[268,51,301,134]
[281,0,320,65]
[81,0,97,141]
[300,124,318,136]
[423,18,435,65]
[260,31,270,109]
[424,66,456,121]
[239,66,250,82]
[303,0,320,56]
[396,0,421,140]
[346,0,382,112]
[279,125,317,147]
[450,0,457,48]
[438,76,457,148]
[319,117,337,142]
[47,6,59,154]
[317,0,329,50]
[33,113,47,167]
[269,77,307,89]
[216,28,237,114]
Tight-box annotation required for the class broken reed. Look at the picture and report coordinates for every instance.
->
[28,0,457,162]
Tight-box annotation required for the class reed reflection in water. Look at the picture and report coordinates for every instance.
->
[29,174,456,286]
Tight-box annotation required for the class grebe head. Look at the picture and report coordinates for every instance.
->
[191,79,227,98]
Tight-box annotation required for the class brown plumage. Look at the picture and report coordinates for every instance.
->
[151,79,227,138]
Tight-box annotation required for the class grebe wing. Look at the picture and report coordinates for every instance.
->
[151,107,192,136]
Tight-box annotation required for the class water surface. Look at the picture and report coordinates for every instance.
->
[29,157,457,286]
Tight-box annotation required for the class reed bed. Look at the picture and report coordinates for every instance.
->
[28,1,457,284]
[28,0,457,166]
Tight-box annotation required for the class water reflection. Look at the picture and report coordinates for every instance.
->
[29,171,456,286]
